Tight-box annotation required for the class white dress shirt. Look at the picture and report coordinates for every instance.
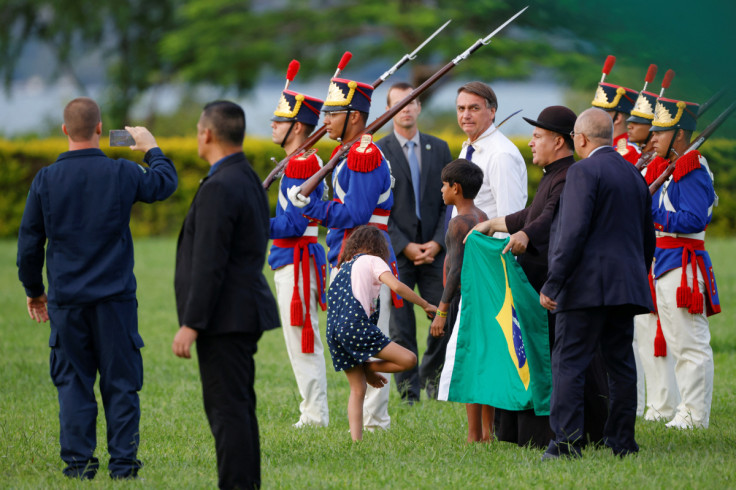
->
[456,123,527,224]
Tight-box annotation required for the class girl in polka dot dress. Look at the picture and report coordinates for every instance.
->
[327,226,437,441]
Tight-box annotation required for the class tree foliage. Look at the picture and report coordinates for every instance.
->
[1,0,181,127]
[2,0,734,130]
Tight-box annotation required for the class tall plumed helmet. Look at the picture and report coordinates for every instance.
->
[591,55,638,114]
[271,59,324,126]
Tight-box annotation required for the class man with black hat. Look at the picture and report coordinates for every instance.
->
[288,75,400,431]
[470,105,576,448]
[268,87,330,428]
[592,75,640,163]
[649,97,720,429]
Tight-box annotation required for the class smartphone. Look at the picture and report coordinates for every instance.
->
[109,129,135,147]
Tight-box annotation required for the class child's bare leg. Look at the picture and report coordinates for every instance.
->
[466,403,483,442]
[366,342,417,373]
[344,366,367,441]
[481,405,495,442]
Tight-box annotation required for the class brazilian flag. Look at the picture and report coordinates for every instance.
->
[438,232,552,415]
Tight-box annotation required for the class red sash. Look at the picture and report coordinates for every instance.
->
[272,235,323,353]
[656,236,707,315]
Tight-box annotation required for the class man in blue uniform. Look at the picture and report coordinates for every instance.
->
[649,97,720,429]
[17,97,178,479]
[288,76,400,431]
[269,85,330,428]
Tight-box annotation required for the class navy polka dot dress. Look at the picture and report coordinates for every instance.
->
[326,255,392,372]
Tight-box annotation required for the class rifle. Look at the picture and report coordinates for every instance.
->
[297,7,528,198]
[649,100,736,195]
[261,19,452,189]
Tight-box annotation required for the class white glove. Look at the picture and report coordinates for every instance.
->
[287,185,310,208]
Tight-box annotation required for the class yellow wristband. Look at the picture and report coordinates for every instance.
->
[436,310,447,318]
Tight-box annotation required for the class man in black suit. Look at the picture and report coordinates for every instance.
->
[376,82,452,402]
[172,101,279,488]
[540,108,655,459]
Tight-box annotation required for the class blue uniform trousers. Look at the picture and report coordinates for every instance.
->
[48,299,143,479]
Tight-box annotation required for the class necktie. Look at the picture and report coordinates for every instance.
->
[407,141,421,220]
[465,144,475,162]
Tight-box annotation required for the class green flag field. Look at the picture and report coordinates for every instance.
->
[2,237,735,488]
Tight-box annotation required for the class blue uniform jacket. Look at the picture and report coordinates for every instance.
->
[300,152,396,268]
[651,152,716,278]
[17,147,178,306]
[651,150,719,314]
[269,174,327,305]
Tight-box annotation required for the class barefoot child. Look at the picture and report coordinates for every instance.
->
[327,225,437,441]
[429,159,492,442]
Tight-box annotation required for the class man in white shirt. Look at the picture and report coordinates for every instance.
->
[454,82,527,230]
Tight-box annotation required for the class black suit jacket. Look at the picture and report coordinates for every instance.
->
[377,131,452,254]
[175,152,279,336]
[506,155,574,292]
[541,146,655,314]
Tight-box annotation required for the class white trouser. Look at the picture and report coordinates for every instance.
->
[634,313,680,421]
[656,266,714,428]
[330,267,391,430]
[631,317,646,417]
[362,284,392,429]
[275,264,329,426]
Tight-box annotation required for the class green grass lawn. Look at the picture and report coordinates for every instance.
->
[2,237,735,489]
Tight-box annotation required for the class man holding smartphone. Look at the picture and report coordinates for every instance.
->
[17,97,178,480]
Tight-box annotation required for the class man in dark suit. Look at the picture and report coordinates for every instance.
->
[376,82,452,402]
[540,108,655,459]
[172,101,279,489]
[471,105,577,448]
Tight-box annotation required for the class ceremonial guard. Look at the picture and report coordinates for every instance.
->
[627,67,681,421]
[626,65,660,162]
[649,97,720,429]
[591,56,640,163]
[268,73,330,428]
[289,75,401,431]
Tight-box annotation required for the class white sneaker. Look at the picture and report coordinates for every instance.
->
[644,410,672,422]
[665,417,694,430]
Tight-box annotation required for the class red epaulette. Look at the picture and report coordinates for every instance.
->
[284,150,321,179]
[346,135,382,172]
[330,144,347,161]
[623,146,640,164]
[673,150,702,182]
[645,156,669,186]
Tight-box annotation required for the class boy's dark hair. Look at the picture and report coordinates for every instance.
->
[441,159,484,200]
[202,100,246,146]
[338,225,390,267]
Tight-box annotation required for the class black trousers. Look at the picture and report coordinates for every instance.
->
[197,332,262,489]
[547,307,638,456]
[389,251,446,401]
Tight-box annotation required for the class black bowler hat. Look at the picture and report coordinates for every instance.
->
[523,106,577,136]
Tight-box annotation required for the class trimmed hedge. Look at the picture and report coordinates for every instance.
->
[1,135,734,238]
